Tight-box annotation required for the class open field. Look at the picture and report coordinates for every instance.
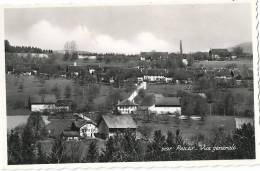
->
[137,115,237,142]
[193,59,253,69]
[5,74,119,115]
[147,83,191,96]
[7,115,29,130]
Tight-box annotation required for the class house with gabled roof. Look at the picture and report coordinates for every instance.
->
[98,114,137,139]
[71,119,98,138]
[117,99,138,114]
[28,95,71,113]
[149,96,181,115]
[28,94,57,112]
[209,48,230,59]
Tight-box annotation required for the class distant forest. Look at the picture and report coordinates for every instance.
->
[5,40,53,54]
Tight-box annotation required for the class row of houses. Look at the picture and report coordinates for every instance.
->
[46,113,137,140]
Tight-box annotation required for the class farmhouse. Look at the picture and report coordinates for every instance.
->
[71,119,98,138]
[28,95,72,113]
[28,94,57,112]
[149,97,181,115]
[117,99,138,114]
[98,115,137,139]
[209,48,230,59]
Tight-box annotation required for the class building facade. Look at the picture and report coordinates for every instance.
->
[149,97,181,115]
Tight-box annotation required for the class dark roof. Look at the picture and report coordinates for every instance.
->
[155,97,181,107]
[30,94,57,104]
[46,119,74,137]
[56,99,72,106]
[117,99,138,106]
[74,119,97,128]
[62,131,80,137]
[101,115,137,129]
[210,49,230,57]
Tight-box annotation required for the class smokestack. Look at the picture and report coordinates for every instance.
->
[180,40,183,55]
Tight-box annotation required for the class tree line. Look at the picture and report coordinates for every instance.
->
[5,40,53,54]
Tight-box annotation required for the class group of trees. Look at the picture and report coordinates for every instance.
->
[178,91,207,117]
[5,40,53,54]
[8,123,255,164]
[8,112,47,164]
[63,41,78,61]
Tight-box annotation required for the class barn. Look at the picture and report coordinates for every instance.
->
[28,94,57,112]
[98,115,137,139]
[149,97,181,115]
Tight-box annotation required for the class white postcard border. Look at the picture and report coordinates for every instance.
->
[0,0,259,169]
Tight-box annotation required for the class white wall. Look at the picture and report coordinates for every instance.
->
[31,104,56,112]
[80,124,98,138]
[149,105,181,115]
[117,106,137,114]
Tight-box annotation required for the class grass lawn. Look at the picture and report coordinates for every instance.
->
[5,74,116,115]
[147,84,190,96]
[137,115,237,142]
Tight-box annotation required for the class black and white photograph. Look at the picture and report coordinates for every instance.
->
[3,1,258,166]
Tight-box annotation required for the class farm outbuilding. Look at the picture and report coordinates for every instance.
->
[98,114,137,139]
[149,96,181,115]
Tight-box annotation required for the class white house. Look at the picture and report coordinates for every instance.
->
[73,119,98,138]
[149,97,181,115]
[117,99,138,114]
[28,95,71,113]
[144,75,165,82]
[29,94,57,112]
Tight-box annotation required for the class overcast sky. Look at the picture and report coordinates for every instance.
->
[4,3,252,54]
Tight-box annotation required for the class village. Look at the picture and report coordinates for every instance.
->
[6,39,255,163]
